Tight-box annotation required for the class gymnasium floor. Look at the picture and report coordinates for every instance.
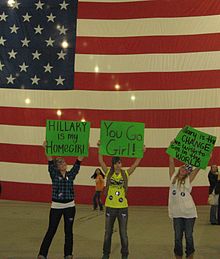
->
[0,200,219,259]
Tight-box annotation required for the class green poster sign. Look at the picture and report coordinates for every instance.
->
[46,120,90,157]
[166,126,216,169]
[100,120,145,158]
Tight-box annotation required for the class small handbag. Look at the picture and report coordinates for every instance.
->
[208,191,219,206]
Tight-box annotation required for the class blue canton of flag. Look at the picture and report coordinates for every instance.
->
[0,0,77,90]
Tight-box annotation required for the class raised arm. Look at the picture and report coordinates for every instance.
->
[43,140,52,161]
[127,146,146,176]
[190,152,212,182]
[77,142,89,162]
[77,156,84,162]
[127,158,141,176]
[169,156,175,179]
[67,146,85,179]
[97,141,108,174]
[98,153,108,174]
[68,158,82,180]
[189,167,200,183]
[43,140,57,179]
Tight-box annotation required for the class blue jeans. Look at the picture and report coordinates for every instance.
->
[210,205,218,224]
[103,207,129,257]
[93,191,103,210]
[173,217,196,258]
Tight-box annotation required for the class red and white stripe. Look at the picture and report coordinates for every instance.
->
[1,0,220,205]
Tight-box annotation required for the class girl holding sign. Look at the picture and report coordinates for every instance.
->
[98,141,146,259]
[38,141,84,259]
[168,155,200,259]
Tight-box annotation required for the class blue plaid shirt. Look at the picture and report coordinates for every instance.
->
[48,159,81,203]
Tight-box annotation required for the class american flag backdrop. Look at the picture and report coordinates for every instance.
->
[1,0,220,205]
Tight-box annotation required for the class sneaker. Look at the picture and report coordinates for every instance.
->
[102,255,109,259]
[121,256,128,259]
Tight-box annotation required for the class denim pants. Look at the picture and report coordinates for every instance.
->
[103,207,129,257]
[210,205,218,224]
[39,206,76,257]
[173,217,195,258]
[93,191,103,209]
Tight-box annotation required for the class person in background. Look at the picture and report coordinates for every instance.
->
[98,141,146,259]
[91,168,105,211]
[37,141,84,259]
[168,155,200,259]
[208,165,219,225]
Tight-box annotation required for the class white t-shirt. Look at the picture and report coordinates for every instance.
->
[168,173,197,219]
[51,200,75,209]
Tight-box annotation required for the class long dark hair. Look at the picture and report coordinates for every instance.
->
[210,165,218,173]
[91,168,105,179]
[105,157,128,196]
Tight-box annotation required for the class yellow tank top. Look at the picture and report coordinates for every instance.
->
[105,169,129,208]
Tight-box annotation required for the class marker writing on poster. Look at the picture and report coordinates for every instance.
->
[101,121,144,158]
